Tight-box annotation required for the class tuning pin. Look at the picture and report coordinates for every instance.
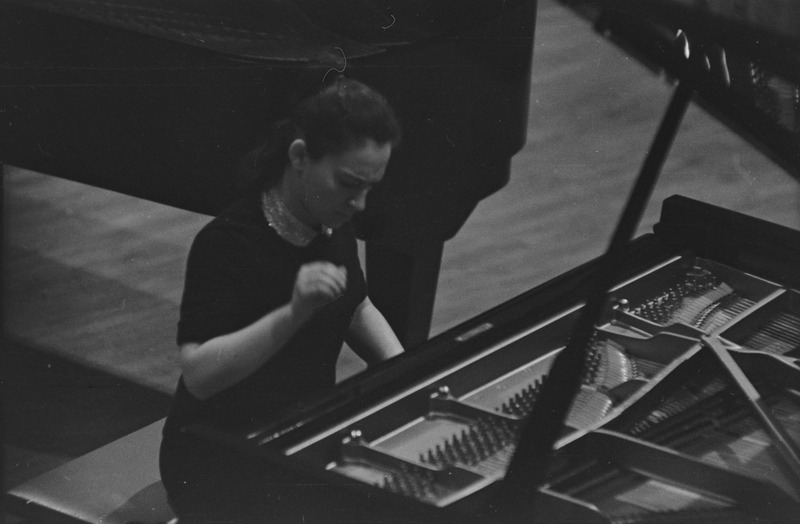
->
[462,428,483,463]
[475,419,496,452]
[450,435,464,463]
[441,440,454,463]
[461,429,478,462]
[452,435,467,463]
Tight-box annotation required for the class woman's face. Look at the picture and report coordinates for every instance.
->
[290,138,392,229]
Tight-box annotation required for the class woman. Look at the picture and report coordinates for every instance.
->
[160,77,404,522]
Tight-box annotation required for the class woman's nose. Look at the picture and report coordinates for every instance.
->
[349,189,368,211]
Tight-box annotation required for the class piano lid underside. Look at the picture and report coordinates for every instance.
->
[556,0,800,182]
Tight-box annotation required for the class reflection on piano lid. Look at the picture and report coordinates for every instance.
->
[557,0,800,181]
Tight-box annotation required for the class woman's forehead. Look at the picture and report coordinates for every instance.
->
[327,140,391,173]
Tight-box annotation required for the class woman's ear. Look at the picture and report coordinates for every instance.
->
[287,139,307,170]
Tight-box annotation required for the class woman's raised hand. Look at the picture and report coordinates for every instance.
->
[291,262,347,317]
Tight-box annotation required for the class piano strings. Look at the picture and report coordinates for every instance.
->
[320,255,799,516]
[631,266,758,332]
[736,311,800,357]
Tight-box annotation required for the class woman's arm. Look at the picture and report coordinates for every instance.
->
[181,262,347,400]
[346,297,404,365]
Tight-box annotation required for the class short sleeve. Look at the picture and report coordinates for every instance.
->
[177,226,250,346]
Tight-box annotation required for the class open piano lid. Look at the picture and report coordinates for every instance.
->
[557,0,800,182]
[1,0,534,217]
[1,0,523,62]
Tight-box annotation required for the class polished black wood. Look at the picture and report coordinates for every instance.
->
[0,0,537,347]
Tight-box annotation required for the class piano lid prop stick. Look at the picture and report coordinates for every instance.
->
[500,72,697,516]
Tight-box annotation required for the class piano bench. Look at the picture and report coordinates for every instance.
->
[5,419,176,524]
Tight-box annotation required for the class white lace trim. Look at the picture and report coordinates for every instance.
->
[260,189,318,247]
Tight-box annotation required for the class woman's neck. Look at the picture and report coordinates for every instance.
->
[276,171,317,228]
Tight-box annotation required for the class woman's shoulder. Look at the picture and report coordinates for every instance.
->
[213,196,263,227]
[201,196,267,234]
[190,197,274,252]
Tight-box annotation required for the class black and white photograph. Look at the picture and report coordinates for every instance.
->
[3,1,800,522]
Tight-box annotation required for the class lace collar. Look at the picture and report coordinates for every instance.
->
[260,188,319,247]
[260,188,333,246]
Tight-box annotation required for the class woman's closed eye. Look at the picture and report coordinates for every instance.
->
[338,174,368,190]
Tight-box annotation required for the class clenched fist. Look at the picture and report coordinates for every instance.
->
[291,262,347,317]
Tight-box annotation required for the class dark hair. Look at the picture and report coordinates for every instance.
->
[246,77,401,192]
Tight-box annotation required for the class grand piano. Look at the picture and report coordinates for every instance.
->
[4,0,800,522]
[179,1,799,522]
